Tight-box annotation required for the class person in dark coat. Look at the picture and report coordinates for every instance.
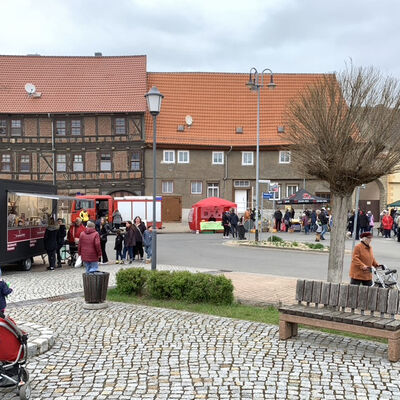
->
[122,221,136,263]
[238,216,247,240]
[222,211,231,238]
[78,221,102,273]
[114,230,124,264]
[229,208,239,238]
[0,270,12,314]
[274,208,283,231]
[56,218,66,268]
[99,217,110,264]
[358,210,369,234]
[133,216,146,261]
[44,217,59,270]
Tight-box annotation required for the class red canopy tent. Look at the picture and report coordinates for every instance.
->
[188,197,237,232]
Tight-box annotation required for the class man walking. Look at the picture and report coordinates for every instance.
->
[78,221,102,273]
[229,208,239,238]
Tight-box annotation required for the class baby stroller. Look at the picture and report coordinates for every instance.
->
[370,265,400,290]
[64,241,78,266]
[0,314,31,399]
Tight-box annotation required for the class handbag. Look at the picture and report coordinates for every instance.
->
[316,225,323,233]
[74,255,82,268]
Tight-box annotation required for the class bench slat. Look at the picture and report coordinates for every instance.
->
[338,284,348,309]
[383,319,400,331]
[295,280,305,303]
[347,284,359,309]
[311,281,322,304]
[320,282,331,305]
[377,288,389,314]
[366,286,378,311]
[387,289,399,316]
[328,283,340,307]
[303,280,314,303]
[357,285,369,311]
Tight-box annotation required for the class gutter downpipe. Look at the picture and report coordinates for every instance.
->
[224,146,233,198]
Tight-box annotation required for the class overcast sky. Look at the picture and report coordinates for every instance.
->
[1,0,399,77]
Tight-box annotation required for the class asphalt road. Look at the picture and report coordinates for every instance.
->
[5,230,400,282]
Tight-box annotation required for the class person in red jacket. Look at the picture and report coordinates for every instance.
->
[382,210,394,239]
[67,218,85,246]
[78,221,102,273]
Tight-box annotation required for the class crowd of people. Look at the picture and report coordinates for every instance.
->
[43,213,153,273]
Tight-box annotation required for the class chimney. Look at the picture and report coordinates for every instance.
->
[94,52,102,57]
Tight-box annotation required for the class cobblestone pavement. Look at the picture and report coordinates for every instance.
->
[2,264,400,399]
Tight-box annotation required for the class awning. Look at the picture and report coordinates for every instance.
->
[10,192,79,201]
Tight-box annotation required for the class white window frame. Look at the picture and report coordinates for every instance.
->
[272,185,282,200]
[56,154,67,172]
[242,151,254,166]
[191,181,202,195]
[234,180,250,188]
[162,181,173,193]
[1,154,11,172]
[212,151,224,165]
[177,150,189,164]
[286,184,298,197]
[73,154,84,172]
[279,151,291,164]
[207,183,219,198]
[163,150,175,164]
[100,153,112,171]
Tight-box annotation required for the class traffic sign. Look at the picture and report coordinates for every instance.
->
[262,192,274,199]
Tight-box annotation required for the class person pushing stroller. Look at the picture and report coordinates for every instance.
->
[0,269,12,316]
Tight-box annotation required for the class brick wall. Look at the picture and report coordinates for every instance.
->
[98,116,111,135]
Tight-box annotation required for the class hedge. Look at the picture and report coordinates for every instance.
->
[115,268,234,305]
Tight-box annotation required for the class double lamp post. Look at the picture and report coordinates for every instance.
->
[145,86,164,270]
[246,68,276,242]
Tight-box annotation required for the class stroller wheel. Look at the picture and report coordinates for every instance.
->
[18,382,31,400]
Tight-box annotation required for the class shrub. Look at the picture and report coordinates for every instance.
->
[267,235,284,243]
[116,267,150,295]
[147,270,234,305]
[292,241,299,247]
[306,243,325,250]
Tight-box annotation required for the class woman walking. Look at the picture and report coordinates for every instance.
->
[133,216,146,261]
[99,217,110,264]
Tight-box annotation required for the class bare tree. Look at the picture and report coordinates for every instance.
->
[286,64,400,283]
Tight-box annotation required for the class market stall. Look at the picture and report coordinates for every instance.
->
[188,197,237,232]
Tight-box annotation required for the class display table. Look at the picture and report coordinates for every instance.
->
[200,221,223,232]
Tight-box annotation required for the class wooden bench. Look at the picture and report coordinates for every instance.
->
[279,280,400,362]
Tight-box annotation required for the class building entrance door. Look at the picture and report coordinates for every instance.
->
[162,196,182,222]
[235,190,247,214]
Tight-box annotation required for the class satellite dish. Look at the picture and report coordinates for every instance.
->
[185,115,193,126]
[24,83,36,94]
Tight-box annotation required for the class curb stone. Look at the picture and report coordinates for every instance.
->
[17,320,55,357]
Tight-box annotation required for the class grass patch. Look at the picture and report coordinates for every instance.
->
[107,288,386,343]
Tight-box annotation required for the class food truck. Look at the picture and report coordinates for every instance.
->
[71,195,162,228]
[1,180,75,271]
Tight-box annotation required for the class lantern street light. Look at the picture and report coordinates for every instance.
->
[145,86,164,270]
[246,68,276,242]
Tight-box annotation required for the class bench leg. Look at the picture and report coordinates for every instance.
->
[291,323,298,337]
[279,319,295,340]
[388,338,400,362]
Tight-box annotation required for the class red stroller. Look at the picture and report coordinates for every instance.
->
[0,314,31,399]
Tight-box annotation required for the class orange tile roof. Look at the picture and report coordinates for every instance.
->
[146,72,327,148]
[0,55,147,113]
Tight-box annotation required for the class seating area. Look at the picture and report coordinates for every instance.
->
[279,279,400,361]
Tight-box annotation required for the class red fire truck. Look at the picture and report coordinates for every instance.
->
[71,195,162,228]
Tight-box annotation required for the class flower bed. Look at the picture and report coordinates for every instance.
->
[237,237,329,252]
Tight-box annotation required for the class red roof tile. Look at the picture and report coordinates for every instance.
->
[0,55,147,113]
[146,72,326,147]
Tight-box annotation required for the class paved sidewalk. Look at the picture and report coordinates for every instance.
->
[3,261,400,399]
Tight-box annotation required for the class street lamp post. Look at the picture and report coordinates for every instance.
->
[246,68,276,241]
[145,86,164,270]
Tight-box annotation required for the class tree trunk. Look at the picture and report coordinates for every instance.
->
[327,193,352,283]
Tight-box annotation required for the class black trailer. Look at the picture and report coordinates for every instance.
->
[1,180,68,271]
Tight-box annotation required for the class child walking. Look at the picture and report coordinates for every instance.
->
[114,229,124,264]
[143,226,152,263]
[0,269,12,316]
